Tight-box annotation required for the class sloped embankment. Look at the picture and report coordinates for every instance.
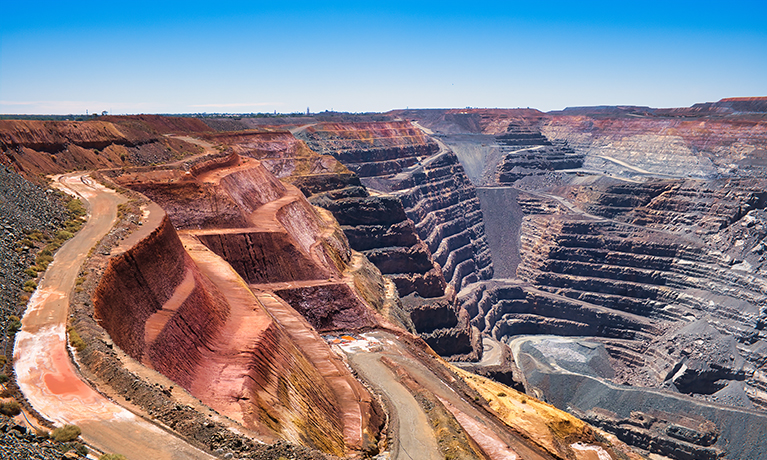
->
[294,121,490,356]
[0,118,208,182]
[94,155,386,455]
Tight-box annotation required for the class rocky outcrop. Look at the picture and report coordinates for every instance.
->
[0,415,80,460]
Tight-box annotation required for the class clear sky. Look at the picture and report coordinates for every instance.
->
[1,1,765,114]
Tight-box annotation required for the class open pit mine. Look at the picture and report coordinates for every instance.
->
[1,97,767,460]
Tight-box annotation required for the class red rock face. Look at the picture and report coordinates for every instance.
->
[93,216,222,362]
[274,283,377,332]
[123,159,290,230]
[544,115,767,153]
[304,121,433,149]
[0,120,130,151]
[100,114,211,135]
[196,231,329,283]
[204,131,315,159]
[0,118,208,181]
[97,153,384,454]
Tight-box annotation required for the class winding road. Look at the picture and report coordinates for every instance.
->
[347,346,443,460]
[14,173,212,460]
[344,332,553,460]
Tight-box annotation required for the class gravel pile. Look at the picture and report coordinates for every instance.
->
[0,165,67,326]
[0,416,84,459]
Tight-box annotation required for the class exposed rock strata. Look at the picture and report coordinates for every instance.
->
[401,104,767,460]
[0,118,208,181]
[199,128,441,305]
[496,144,584,183]
[295,121,493,294]
[95,156,387,454]
[294,122,493,356]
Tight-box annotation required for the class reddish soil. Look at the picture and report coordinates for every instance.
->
[14,173,213,460]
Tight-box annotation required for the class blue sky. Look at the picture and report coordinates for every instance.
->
[1,1,765,114]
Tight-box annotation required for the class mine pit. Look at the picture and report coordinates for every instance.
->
[5,100,767,460]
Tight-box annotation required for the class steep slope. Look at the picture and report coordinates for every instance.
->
[191,129,422,319]
[296,121,493,295]
[294,121,492,357]
[93,154,386,455]
[405,103,767,460]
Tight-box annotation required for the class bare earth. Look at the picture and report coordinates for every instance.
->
[14,173,213,460]
[344,332,553,460]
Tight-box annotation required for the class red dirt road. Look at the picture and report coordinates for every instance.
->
[14,173,213,460]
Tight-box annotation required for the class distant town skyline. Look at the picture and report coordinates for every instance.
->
[1,1,765,115]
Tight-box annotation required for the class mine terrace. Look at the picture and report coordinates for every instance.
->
[1,97,767,460]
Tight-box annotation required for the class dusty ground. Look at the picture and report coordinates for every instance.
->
[340,331,557,460]
[349,349,442,460]
[14,173,213,460]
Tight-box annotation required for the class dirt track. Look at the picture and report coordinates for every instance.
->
[14,173,213,460]
[348,350,442,460]
[345,332,553,460]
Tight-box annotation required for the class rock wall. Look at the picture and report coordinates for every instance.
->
[401,106,767,459]
[540,113,767,179]
[0,119,207,180]
[274,283,379,331]
[209,126,447,303]
[92,218,365,452]
[504,180,767,405]
[294,121,493,356]
[96,157,386,454]
[93,215,220,358]
[195,231,329,283]
[496,145,584,183]
[298,122,493,294]
[175,125,415,332]
[308,186,447,298]
[384,151,494,293]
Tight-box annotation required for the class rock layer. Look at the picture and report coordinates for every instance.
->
[95,154,386,454]
[402,103,767,459]
[294,121,494,356]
